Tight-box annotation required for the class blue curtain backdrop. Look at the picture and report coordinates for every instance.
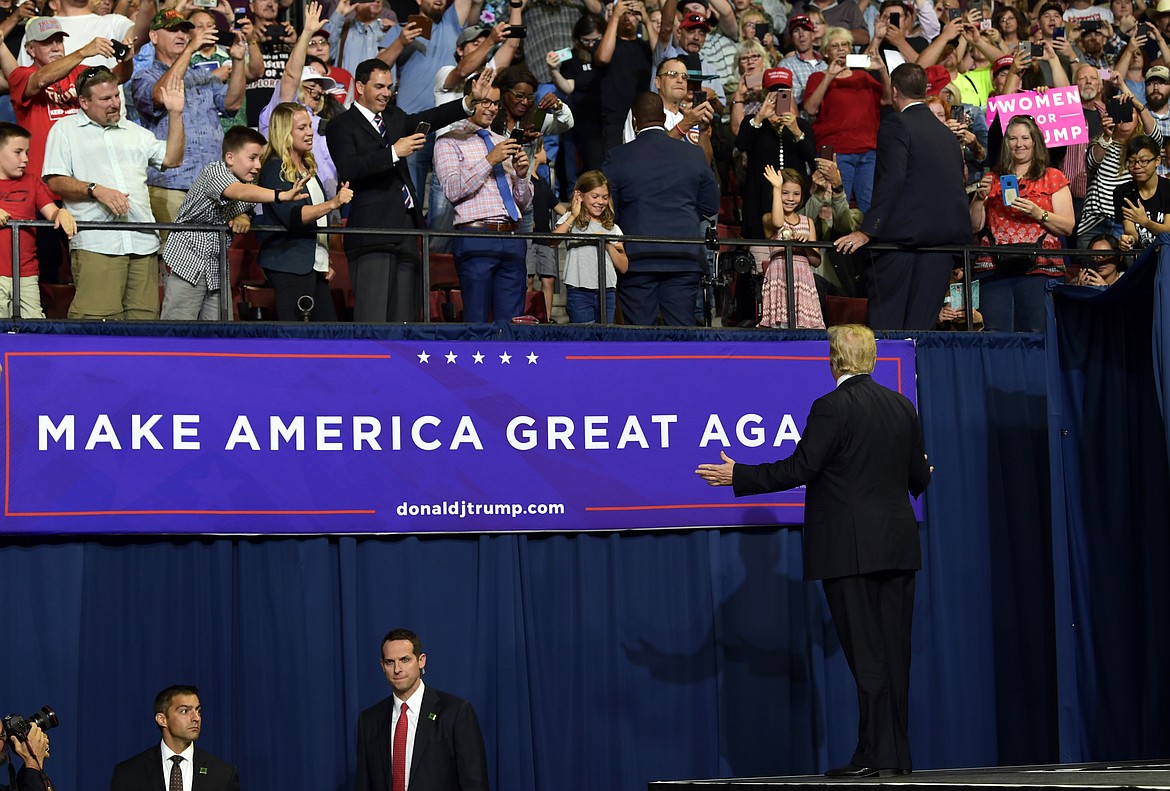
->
[0,316,1165,791]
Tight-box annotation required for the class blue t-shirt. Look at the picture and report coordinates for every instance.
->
[381,3,463,114]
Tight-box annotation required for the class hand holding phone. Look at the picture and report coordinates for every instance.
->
[1001,174,1020,206]
[414,121,431,136]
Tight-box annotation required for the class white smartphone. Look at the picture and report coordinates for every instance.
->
[845,53,871,68]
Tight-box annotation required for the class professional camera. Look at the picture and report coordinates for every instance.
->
[2,707,58,741]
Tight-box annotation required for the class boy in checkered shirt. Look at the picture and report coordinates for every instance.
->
[161,126,309,320]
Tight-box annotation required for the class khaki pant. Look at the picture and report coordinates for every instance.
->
[0,275,44,319]
[149,185,186,248]
[68,250,159,320]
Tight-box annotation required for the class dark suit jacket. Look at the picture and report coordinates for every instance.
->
[254,158,327,275]
[602,128,719,272]
[355,686,488,791]
[109,745,240,791]
[860,102,972,247]
[326,99,469,256]
[732,374,931,581]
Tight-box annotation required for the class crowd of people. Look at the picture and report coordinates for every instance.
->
[0,0,1157,329]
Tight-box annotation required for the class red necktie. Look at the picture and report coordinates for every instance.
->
[391,701,409,791]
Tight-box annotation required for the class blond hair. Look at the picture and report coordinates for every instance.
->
[828,324,877,375]
[262,103,316,185]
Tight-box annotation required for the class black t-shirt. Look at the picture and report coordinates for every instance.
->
[1114,176,1170,248]
[0,7,26,64]
[561,57,601,130]
[245,39,292,127]
[596,37,652,128]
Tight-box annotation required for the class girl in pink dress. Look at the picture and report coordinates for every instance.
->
[760,165,825,329]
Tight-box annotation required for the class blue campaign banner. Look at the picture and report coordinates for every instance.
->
[0,335,919,535]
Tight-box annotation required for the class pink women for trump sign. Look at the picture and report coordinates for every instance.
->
[986,86,1089,146]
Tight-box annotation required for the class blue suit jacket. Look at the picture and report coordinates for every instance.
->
[254,159,327,276]
[602,128,719,272]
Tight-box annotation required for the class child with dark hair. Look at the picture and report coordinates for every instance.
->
[761,164,823,328]
[0,122,76,319]
[160,125,309,320]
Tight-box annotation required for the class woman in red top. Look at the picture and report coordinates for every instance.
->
[969,115,1075,332]
[802,26,890,212]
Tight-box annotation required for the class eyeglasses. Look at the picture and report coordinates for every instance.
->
[308,37,329,46]
[77,65,114,92]
[506,89,534,102]
[739,53,762,63]
[580,35,602,45]
[658,69,686,79]
[476,98,501,107]
[1128,155,1158,167]
[301,83,324,99]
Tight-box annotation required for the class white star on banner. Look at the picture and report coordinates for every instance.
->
[418,351,431,363]
[527,352,539,365]
[473,352,485,364]
[445,351,458,364]
[499,352,512,364]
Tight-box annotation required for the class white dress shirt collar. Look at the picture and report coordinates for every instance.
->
[160,739,196,791]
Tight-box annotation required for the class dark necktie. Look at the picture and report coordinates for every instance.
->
[475,128,521,221]
[391,702,409,791]
[379,112,415,210]
[169,756,183,791]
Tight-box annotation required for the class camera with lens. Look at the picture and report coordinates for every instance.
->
[2,707,58,742]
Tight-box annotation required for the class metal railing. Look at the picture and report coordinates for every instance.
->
[6,218,1129,331]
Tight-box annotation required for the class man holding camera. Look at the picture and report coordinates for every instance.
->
[0,718,50,791]
[326,62,491,322]
[110,685,239,791]
[129,9,247,234]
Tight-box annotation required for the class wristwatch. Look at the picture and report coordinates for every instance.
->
[86,182,97,198]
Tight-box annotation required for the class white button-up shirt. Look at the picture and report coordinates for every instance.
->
[42,110,169,256]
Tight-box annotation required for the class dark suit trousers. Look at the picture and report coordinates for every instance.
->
[351,236,422,323]
[618,270,700,326]
[865,250,953,331]
[821,570,916,771]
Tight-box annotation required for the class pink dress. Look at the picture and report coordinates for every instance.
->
[761,214,825,329]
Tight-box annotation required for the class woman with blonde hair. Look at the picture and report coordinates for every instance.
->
[802,26,889,212]
[255,102,353,321]
[728,39,772,136]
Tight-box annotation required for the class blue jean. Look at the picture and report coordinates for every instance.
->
[427,167,454,253]
[452,234,527,322]
[566,285,615,323]
[406,133,435,221]
[836,149,877,213]
[978,273,1052,332]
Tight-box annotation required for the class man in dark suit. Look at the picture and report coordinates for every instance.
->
[325,61,493,322]
[110,685,240,791]
[355,628,488,791]
[834,63,971,330]
[602,91,719,326]
[697,324,931,777]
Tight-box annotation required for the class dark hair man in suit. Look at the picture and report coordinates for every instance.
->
[696,324,932,778]
[109,685,240,791]
[325,59,494,322]
[833,62,972,330]
[355,628,489,791]
[602,90,719,325]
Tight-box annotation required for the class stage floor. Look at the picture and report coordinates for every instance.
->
[650,761,1170,791]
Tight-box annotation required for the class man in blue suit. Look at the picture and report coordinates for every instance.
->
[834,62,972,330]
[603,91,719,326]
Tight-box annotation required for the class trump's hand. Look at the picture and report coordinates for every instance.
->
[695,451,736,486]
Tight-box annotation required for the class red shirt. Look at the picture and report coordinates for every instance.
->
[0,172,56,277]
[8,62,87,184]
[805,69,883,154]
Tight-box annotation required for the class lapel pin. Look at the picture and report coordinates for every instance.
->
[428,712,437,721]
[199,768,209,775]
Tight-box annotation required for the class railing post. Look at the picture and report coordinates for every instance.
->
[596,236,607,324]
[11,219,22,320]
[784,240,796,330]
[218,227,230,322]
[421,226,432,324]
[962,243,973,333]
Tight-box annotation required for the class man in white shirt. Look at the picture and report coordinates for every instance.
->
[109,685,240,791]
[16,0,148,68]
[43,67,186,320]
[355,629,489,791]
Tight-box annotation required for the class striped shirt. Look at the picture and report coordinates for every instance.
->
[433,120,534,225]
[1077,124,1164,236]
[162,160,254,289]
